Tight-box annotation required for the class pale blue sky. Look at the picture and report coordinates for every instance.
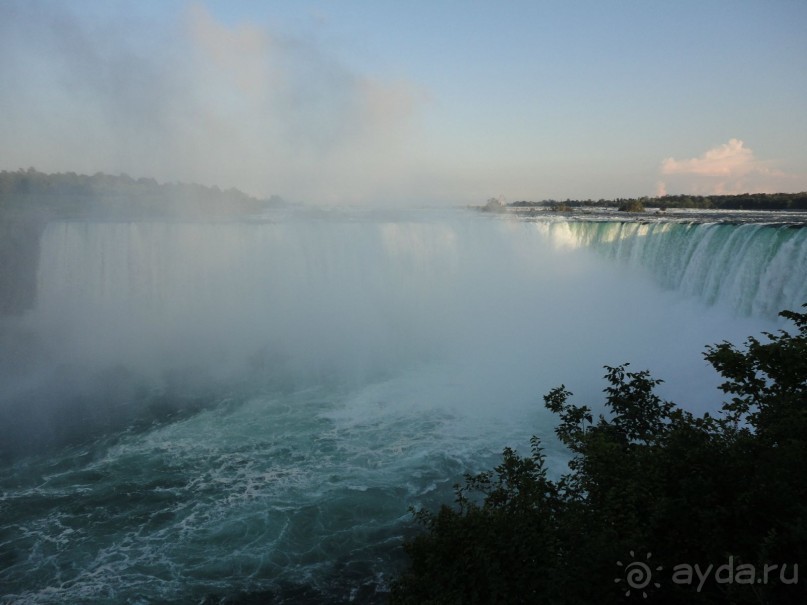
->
[1,0,805,204]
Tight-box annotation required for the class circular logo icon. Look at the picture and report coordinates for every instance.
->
[616,551,662,598]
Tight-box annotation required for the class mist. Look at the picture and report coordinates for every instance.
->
[2,2,805,600]
[0,202,791,602]
[0,211,775,459]
[0,2,426,205]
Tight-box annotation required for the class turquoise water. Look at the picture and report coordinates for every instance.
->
[551,221,807,316]
[1,210,799,603]
[1,367,556,603]
[0,386,488,602]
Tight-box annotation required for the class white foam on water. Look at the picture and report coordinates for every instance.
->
[1,209,799,602]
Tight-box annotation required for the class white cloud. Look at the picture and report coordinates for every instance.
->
[657,139,792,195]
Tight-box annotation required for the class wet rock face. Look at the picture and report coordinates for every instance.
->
[0,218,46,315]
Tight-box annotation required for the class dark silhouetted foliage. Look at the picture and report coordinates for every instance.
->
[618,199,646,213]
[392,306,807,604]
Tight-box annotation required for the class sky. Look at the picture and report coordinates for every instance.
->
[1,0,806,205]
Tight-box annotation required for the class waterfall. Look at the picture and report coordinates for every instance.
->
[537,220,807,317]
[34,218,474,384]
[31,215,804,389]
[2,210,801,604]
[26,212,797,418]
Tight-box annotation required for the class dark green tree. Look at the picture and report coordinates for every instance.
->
[392,306,807,604]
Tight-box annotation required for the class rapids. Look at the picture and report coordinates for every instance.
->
[1,208,802,603]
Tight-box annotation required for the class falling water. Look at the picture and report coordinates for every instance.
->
[1,209,801,603]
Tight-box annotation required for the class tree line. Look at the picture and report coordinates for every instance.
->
[0,168,283,220]
[508,191,807,212]
[0,168,285,313]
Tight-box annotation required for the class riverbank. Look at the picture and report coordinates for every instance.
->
[488,204,807,226]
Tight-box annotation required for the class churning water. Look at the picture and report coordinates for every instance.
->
[1,208,803,603]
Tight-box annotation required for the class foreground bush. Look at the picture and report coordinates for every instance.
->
[391,307,807,604]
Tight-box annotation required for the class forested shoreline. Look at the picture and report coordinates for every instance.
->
[0,168,282,220]
[0,168,282,314]
[508,191,807,212]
